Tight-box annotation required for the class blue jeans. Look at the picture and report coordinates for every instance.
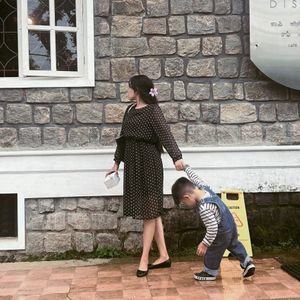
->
[204,225,251,276]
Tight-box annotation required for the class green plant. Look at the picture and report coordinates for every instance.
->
[94,246,123,258]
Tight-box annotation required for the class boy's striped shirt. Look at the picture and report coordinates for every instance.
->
[185,166,221,247]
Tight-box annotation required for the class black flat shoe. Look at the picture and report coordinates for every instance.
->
[136,269,148,277]
[148,259,171,270]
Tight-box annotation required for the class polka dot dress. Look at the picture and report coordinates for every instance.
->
[114,103,182,220]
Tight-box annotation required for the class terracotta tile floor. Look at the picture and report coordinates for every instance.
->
[0,258,299,300]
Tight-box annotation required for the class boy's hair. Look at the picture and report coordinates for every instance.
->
[172,177,196,206]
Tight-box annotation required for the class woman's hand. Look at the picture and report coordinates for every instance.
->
[106,162,119,177]
[175,159,185,171]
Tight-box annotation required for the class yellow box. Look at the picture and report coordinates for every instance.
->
[221,190,253,257]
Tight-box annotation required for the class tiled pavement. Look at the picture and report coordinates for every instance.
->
[0,258,299,300]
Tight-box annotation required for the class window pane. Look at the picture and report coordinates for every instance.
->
[0,194,18,238]
[55,0,76,27]
[56,31,77,71]
[0,0,18,77]
[28,0,50,25]
[29,30,51,70]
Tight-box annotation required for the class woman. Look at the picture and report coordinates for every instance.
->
[107,75,185,277]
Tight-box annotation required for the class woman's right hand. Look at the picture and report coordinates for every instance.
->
[106,162,119,177]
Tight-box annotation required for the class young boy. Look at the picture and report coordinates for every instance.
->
[172,165,255,281]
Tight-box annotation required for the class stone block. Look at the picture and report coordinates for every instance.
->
[171,0,193,14]
[107,197,121,212]
[201,103,220,124]
[215,0,231,14]
[38,199,55,214]
[217,57,239,78]
[112,0,144,15]
[111,16,142,37]
[288,122,300,141]
[220,103,257,124]
[146,0,169,16]
[74,232,94,252]
[6,104,32,124]
[34,106,50,124]
[217,125,239,145]
[76,103,103,124]
[258,104,276,123]
[124,233,143,252]
[213,82,234,100]
[68,213,91,230]
[225,34,242,54]
[143,18,167,34]
[174,81,186,100]
[94,82,116,99]
[276,103,299,121]
[170,123,186,144]
[187,15,215,34]
[0,89,23,102]
[44,233,72,253]
[59,198,77,211]
[112,38,149,57]
[187,58,216,77]
[70,88,93,102]
[168,16,185,35]
[96,233,121,249]
[44,212,66,231]
[111,58,137,82]
[202,36,222,56]
[43,127,66,146]
[193,0,213,12]
[0,106,3,123]
[179,103,200,121]
[177,38,201,57]
[26,232,44,254]
[95,37,111,57]
[91,213,118,230]
[155,82,171,102]
[187,124,217,145]
[265,123,287,144]
[165,57,184,77]
[94,0,110,16]
[101,127,120,145]
[26,88,68,103]
[94,17,110,35]
[233,0,244,14]
[68,127,99,147]
[234,83,244,100]
[244,82,288,101]
[53,105,73,124]
[139,58,161,79]
[105,104,127,123]
[240,124,263,144]
[95,59,110,81]
[163,196,175,209]
[149,37,176,55]
[0,128,17,147]
[26,214,45,231]
[217,16,242,33]
[78,198,105,211]
[160,103,179,123]
[120,217,143,232]
[187,83,210,101]
[19,127,42,148]
[240,57,258,78]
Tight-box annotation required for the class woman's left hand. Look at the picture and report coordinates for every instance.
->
[175,159,185,171]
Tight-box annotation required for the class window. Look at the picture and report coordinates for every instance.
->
[0,193,25,250]
[0,0,94,88]
[0,194,18,238]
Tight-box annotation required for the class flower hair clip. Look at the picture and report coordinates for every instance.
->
[149,87,158,97]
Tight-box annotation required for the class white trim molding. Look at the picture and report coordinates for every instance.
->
[0,145,300,250]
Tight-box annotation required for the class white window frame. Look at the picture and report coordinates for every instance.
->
[0,0,94,88]
[0,193,25,251]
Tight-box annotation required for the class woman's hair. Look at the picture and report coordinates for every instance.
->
[129,74,164,153]
[129,75,158,104]
[172,177,195,206]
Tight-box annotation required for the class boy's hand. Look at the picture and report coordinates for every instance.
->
[196,242,208,256]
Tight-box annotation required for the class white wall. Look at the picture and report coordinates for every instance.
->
[0,146,299,250]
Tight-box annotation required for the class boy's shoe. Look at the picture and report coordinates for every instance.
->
[194,271,216,281]
[242,261,256,278]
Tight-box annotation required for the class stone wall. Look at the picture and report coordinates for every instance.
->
[0,0,300,149]
[20,193,300,256]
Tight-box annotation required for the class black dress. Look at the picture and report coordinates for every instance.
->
[114,103,182,220]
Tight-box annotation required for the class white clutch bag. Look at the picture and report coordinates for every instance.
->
[104,172,120,189]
